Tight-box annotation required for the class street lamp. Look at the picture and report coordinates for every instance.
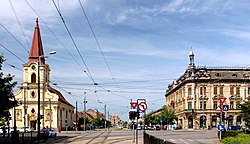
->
[83,91,87,131]
[37,51,56,137]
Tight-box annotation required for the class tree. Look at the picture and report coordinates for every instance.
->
[239,100,250,128]
[0,54,18,120]
[144,114,159,125]
[160,107,177,125]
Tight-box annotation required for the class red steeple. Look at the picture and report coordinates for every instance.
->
[28,17,45,65]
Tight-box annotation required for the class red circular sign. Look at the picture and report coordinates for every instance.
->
[138,102,147,112]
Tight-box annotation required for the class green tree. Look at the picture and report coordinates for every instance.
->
[160,107,177,125]
[239,100,250,128]
[144,114,159,125]
[0,54,18,120]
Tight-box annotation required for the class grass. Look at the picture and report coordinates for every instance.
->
[220,133,250,144]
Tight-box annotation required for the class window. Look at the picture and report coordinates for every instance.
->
[200,101,203,109]
[213,101,217,109]
[230,87,234,95]
[230,101,234,109]
[236,87,240,95]
[200,87,206,95]
[188,102,192,109]
[214,87,217,95]
[66,110,68,118]
[248,87,250,95]
[31,73,36,83]
[204,102,206,109]
[188,87,192,97]
[200,87,203,95]
[220,87,223,95]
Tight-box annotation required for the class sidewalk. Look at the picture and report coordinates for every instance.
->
[0,136,11,144]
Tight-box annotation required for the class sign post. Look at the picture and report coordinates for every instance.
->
[218,97,227,140]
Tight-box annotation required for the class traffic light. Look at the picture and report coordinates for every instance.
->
[129,111,135,120]
[129,111,140,120]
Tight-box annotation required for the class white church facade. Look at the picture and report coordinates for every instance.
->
[9,18,74,131]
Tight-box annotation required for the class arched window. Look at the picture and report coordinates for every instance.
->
[31,73,36,83]
[200,115,207,128]
[188,116,193,129]
[212,116,217,127]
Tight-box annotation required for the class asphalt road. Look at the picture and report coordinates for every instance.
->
[45,128,221,144]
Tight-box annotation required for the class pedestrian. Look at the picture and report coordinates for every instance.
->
[2,125,6,137]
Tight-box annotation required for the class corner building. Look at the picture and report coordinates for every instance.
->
[9,18,74,131]
[165,50,249,129]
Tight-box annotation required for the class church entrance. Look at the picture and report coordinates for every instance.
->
[30,121,37,130]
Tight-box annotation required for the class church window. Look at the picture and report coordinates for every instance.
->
[31,73,36,83]
[31,91,36,98]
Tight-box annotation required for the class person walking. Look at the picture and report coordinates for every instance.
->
[2,125,6,137]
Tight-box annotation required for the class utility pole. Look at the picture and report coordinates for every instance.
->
[104,104,107,129]
[76,101,78,131]
[83,92,87,131]
[23,86,27,132]
[49,99,52,129]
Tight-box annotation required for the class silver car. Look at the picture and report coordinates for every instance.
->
[48,128,57,137]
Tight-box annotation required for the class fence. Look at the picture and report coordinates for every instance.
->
[143,132,174,144]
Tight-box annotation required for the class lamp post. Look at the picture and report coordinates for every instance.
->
[83,91,87,131]
[37,51,56,138]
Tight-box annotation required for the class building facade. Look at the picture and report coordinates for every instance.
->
[9,18,74,131]
[165,50,249,129]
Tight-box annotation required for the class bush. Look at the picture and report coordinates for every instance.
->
[220,133,250,144]
[218,130,243,139]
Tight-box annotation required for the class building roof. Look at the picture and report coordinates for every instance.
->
[28,17,45,65]
[165,51,250,96]
[48,87,74,108]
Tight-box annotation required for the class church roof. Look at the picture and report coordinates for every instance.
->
[48,87,74,108]
[28,17,45,65]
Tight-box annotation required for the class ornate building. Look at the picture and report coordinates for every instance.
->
[165,50,249,129]
[9,18,74,131]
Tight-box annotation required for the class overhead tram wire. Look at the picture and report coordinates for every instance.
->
[77,0,121,90]
[0,43,26,63]
[51,0,95,83]
[9,0,30,48]
[0,23,29,54]
[24,0,87,78]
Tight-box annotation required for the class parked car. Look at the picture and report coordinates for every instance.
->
[18,127,34,132]
[152,125,161,131]
[38,127,49,140]
[227,125,241,131]
[48,128,57,137]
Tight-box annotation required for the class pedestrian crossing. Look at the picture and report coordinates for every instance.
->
[168,138,215,144]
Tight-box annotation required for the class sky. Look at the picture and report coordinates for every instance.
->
[1,0,250,120]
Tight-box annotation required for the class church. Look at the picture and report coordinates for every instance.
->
[9,18,75,131]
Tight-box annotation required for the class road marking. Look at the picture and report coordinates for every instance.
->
[169,139,175,141]
[179,139,190,144]
[187,139,194,141]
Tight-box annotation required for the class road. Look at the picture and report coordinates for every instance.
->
[46,129,221,144]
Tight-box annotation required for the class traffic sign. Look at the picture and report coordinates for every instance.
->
[138,102,147,112]
[215,106,222,111]
[223,105,229,111]
[218,125,225,131]
[219,97,227,104]
[130,102,138,109]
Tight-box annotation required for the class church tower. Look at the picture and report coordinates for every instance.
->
[10,18,74,132]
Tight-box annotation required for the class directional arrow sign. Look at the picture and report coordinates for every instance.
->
[219,97,227,104]
[216,106,222,111]
[130,102,138,109]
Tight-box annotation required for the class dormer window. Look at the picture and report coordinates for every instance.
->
[215,73,221,77]
[232,74,237,77]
